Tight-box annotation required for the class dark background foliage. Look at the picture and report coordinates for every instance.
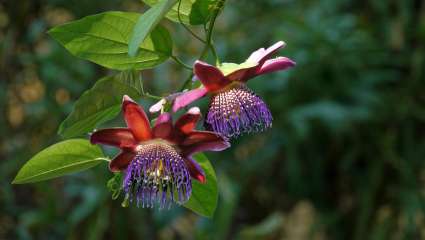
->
[1,0,425,239]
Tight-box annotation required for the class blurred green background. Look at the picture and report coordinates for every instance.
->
[1,0,425,239]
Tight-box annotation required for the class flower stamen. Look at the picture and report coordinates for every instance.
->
[124,142,192,209]
[205,84,272,138]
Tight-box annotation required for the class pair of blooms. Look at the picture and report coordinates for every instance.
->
[90,41,295,209]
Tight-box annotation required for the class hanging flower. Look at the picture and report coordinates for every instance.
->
[171,41,295,138]
[90,95,230,209]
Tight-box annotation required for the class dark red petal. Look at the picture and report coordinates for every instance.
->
[90,128,137,149]
[181,131,230,156]
[152,113,173,139]
[226,67,253,82]
[185,157,206,183]
[181,131,221,145]
[175,107,201,135]
[109,151,136,172]
[122,95,152,141]
[172,87,208,112]
[194,60,230,92]
[237,41,288,82]
[256,57,296,75]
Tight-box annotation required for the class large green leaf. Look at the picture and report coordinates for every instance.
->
[143,0,215,25]
[184,153,218,218]
[13,139,106,184]
[129,0,178,57]
[58,73,142,139]
[48,11,172,70]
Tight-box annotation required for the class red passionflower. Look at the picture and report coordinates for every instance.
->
[170,41,295,138]
[90,95,229,208]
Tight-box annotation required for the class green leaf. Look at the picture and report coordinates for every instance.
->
[143,0,215,25]
[184,153,218,218]
[13,139,106,184]
[129,0,178,57]
[218,61,258,76]
[48,11,172,70]
[58,72,142,139]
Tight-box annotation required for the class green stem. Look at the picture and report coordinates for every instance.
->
[210,43,220,66]
[199,0,225,60]
[143,93,162,100]
[171,55,193,70]
[177,0,206,43]
[179,0,226,91]
[139,75,163,100]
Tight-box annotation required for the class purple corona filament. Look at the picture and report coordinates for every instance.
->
[205,85,272,138]
[123,143,191,209]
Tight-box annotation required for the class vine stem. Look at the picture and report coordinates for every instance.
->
[139,73,163,100]
[199,0,225,61]
[179,0,226,91]
[143,92,163,100]
[171,55,193,70]
[177,0,206,43]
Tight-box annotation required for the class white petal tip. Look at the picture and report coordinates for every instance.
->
[188,107,201,115]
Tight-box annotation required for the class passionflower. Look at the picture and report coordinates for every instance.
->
[171,41,295,138]
[90,95,230,209]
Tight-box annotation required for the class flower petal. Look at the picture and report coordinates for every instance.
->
[246,48,265,63]
[90,128,137,149]
[175,107,201,134]
[225,63,259,82]
[256,57,296,75]
[185,157,206,183]
[122,95,152,141]
[172,87,208,112]
[154,112,172,126]
[149,98,166,113]
[194,60,230,91]
[109,151,136,172]
[181,131,230,156]
[152,113,173,139]
[259,41,286,64]
[246,41,286,64]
